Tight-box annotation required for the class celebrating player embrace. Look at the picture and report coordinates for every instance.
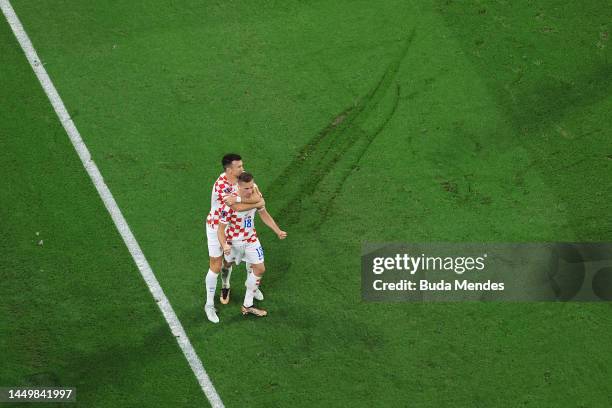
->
[204,154,265,323]
[217,172,287,318]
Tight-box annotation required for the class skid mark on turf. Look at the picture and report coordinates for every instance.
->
[266,30,415,230]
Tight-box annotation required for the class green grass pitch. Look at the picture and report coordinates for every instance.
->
[1,0,611,406]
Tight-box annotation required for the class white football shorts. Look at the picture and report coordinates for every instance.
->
[206,224,223,258]
[224,239,264,265]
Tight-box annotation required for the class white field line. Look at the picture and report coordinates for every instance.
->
[0,2,224,406]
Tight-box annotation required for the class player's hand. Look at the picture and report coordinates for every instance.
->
[253,185,264,200]
[222,243,231,255]
[223,195,237,206]
[277,230,287,240]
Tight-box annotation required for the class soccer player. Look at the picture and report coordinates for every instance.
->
[217,172,287,317]
[205,154,264,324]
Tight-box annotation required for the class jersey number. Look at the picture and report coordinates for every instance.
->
[255,247,264,260]
[244,217,252,228]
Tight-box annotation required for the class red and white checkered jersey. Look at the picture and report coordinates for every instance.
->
[206,173,238,229]
[218,200,261,244]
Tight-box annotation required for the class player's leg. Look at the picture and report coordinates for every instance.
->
[246,262,264,301]
[220,259,234,305]
[205,226,223,323]
[209,256,223,273]
[220,258,233,304]
[242,262,266,316]
[205,256,222,323]
[241,241,267,317]
[220,242,245,305]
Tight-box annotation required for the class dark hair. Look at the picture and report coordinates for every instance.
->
[222,153,242,169]
[238,172,254,183]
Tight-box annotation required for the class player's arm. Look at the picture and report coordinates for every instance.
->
[229,198,265,212]
[217,207,232,255]
[224,188,265,211]
[258,208,287,239]
[217,222,231,256]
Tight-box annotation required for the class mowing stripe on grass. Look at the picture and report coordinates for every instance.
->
[0,1,224,406]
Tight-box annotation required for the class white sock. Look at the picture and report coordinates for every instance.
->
[221,265,233,289]
[205,269,218,306]
[243,272,261,308]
